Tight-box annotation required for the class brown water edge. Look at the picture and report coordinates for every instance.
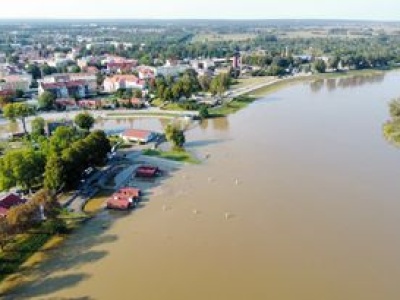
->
[4,71,400,300]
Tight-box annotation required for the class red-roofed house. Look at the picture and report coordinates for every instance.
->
[39,80,88,99]
[103,75,146,93]
[137,66,156,80]
[117,98,145,108]
[77,99,103,109]
[121,129,156,144]
[55,98,78,110]
[0,193,26,217]
[0,74,32,92]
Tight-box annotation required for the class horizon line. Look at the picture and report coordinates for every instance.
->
[0,17,399,23]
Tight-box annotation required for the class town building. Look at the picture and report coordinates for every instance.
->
[137,66,156,80]
[0,193,26,217]
[0,74,32,92]
[41,73,97,95]
[120,129,157,144]
[55,98,79,110]
[103,75,146,93]
[39,81,88,99]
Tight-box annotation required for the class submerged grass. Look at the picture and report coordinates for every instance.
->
[209,96,256,117]
[0,215,84,286]
[142,149,200,164]
[83,189,115,215]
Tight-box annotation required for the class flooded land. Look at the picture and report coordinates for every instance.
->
[4,72,400,300]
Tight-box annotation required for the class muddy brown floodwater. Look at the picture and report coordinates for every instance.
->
[5,72,400,300]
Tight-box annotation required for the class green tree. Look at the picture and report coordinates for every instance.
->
[69,65,81,73]
[44,154,65,192]
[41,64,57,76]
[74,112,95,131]
[165,124,185,150]
[199,106,209,119]
[49,126,78,154]
[198,75,211,92]
[96,73,105,88]
[171,82,183,100]
[26,64,42,80]
[0,95,13,108]
[163,87,173,101]
[313,59,327,73]
[38,91,56,111]
[389,99,400,119]
[2,103,35,134]
[31,117,46,137]
[0,148,45,191]
[0,218,11,250]
[15,89,24,98]
[133,89,143,98]
[210,73,231,96]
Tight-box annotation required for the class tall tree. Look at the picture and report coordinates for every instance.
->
[38,91,56,111]
[49,126,78,154]
[2,103,35,134]
[31,117,46,137]
[44,154,65,192]
[313,59,327,73]
[74,112,95,131]
[165,124,186,151]
[0,149,45,191]
[26,64,42,80]
[0,218,11,250]
[389,99,400,119]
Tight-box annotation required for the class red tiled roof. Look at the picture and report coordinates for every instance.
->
[0,193,26,209]
[42,80,86,90]
[122,129,153,140]
[85,66,99,74]
[0,193,26,216]
[55,98,76,106]
[0,90,14,96]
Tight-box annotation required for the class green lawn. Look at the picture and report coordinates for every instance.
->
[83,189,114,214]
[142,149,200,164]
[209,96,256,117]
[0,232,50,282]
[105,112,181,118]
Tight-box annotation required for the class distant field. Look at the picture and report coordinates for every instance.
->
[235,76,276,89]
[193,32,257,42]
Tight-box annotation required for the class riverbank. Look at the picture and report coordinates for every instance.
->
[206,69,386,117]
[0,214,88,295]
[239,69,386,99]
[0,68,395,298]
[142,149,200,164]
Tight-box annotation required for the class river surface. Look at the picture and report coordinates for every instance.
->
[6,72,400,300]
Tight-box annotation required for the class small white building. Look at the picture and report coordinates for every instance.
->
[121,129,157,144]
[103,75,146,93]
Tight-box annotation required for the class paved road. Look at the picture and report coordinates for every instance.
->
[61,164,114,214]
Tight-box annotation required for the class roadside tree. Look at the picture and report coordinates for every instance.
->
[3,103,35,134]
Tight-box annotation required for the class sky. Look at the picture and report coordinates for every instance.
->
[1,0,399,21]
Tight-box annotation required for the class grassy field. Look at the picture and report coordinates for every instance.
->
[234,76,277,89]
[83,189,114,214]
[209,96,256,116]
[105,112,181,118]
[142,149,200,164]
[0,214,85,287]
[193,32,257,42]
[248,69,385,98]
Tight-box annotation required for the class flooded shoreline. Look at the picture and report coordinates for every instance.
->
[3,72,400,299]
